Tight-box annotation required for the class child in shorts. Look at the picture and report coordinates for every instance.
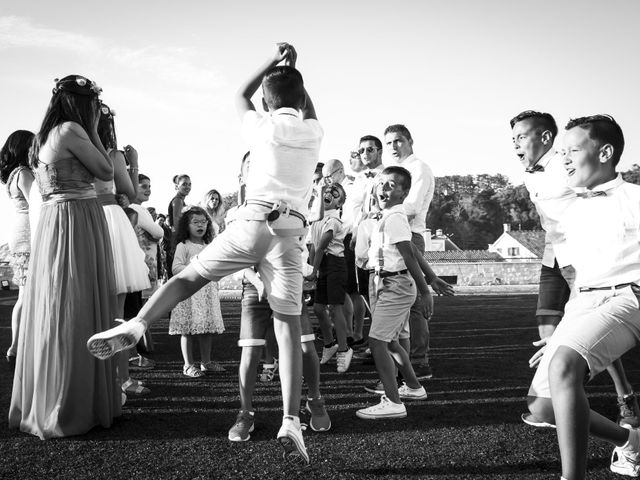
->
[526,115,640,479]
[87,42,321,464]
[355,166,431,419]
[307,182,354,373]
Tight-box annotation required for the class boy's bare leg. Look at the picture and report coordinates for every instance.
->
[331,305,348,351]
[370,338,401,403]
[314,303,334,345]
[273,313,302,417]
[343,294,354,338]
[302,340,320,399]
[607,358,634,397]
[389,341,421,389]
[239,346,262,412]
[350,293,365,342]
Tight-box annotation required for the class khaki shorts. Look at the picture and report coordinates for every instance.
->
[368,274,416,342]
[529,285,640,398]
[191,205,305,316]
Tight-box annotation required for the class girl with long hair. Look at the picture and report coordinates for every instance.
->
[202,188,226,235]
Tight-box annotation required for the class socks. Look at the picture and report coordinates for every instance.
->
[622,428,640,452]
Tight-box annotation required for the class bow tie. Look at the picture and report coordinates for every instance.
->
[525,164,545,173]
[364,171,376,178]
[370,212,383,220]
[576,190,607,199]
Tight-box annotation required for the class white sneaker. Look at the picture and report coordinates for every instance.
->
[611,445,640,477]
[320,343,339,364]
[87,318,146,360]
[398,382,428,400]
[356,395,407,419]
[336,348,353,373]
[276,416,309,465]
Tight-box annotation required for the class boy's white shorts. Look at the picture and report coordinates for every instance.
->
[529,285,640,398]
[191,206,305,317]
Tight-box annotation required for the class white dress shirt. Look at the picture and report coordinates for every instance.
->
[562,175,640,288]
[523,148,576,267]
[367,204,412,272]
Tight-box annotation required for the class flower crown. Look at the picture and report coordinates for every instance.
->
[52,75,102,97]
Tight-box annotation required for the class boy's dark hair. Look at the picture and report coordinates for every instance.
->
[383,124,412,142]
[565,114,625,166]
[359,135,382,149]
[382,165,412,191]
[173,174,190,185]
[262,66,304,110]
[509,110,558,139]
[138,173,150,182]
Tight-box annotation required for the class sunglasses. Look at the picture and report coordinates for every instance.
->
[328,186,342,199]
[358,146,380,155]
[189,220,208,226]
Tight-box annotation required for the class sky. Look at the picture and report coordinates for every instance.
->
[1,0,639,244]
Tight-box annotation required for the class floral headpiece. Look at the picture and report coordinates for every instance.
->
[52,75,102,97]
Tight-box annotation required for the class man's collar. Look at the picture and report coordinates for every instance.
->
[528,148,555,171]
[382,204,405,216]
[324,208,341,219]
[574,174,623,196]
[271,107,299,117]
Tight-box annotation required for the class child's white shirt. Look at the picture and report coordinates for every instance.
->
[367,205,412,272]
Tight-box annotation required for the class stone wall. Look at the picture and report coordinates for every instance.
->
[430,261,540,286]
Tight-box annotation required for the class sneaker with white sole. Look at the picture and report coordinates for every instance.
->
[611,445,640,477]
[398,382,428,400]
[320,343,339,364]
[619,393,640,429]
[228,410,255,442]
[336,348,353,373]
[306,397,331,432]
[364,380,385,395]
[87,318,146,360]
[356,395,407,419]
[521,412,556,429]
[259,359,279,382]
[276,416,309,465]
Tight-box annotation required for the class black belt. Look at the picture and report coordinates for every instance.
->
[578,282,634,293]
[368,269,408,278]
[245,199,306,223]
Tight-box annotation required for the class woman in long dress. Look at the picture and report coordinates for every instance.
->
[0,130,35,365]
[9,75,121,439]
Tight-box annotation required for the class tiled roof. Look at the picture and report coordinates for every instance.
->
[507,230,545,258]
[423,250,505,263]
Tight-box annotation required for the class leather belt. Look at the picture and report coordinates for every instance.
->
[578,282,634,293]
[245,199,306,223]
[368,269,408,278]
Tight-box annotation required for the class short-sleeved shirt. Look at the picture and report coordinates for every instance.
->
[310,209,345,257]
[348,165,385,234]
[523,148,575,267]
[562,175,640,288]
[385,154,434,233]
[241,108,323,215]
[367,205,412,272]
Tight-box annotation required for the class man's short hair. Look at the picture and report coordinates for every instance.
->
[509,110,558,139]
[383,124,412,142]
[262,66,304,110]
[565,114,625,166]
[359,135,382,150]
[381,165,412,191]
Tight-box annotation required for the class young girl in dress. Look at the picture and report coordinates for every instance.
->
[169,206,225,378]
[1,130,35,366]
[9,75,121,438]
[202,189,226,235]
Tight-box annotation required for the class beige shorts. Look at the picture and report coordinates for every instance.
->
[368,274,416,342]
[529,285,640,398]
[191,205,305,316]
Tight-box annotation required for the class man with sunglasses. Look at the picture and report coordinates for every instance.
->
[383,124,435,380]
[511,111,639,430]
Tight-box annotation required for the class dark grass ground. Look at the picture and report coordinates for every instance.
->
[1,291,639,479]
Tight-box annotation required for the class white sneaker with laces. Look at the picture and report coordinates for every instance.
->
[87,318,146,359]
[276,416,309,464]
[336,348,353,373]
[398,382,428,400]
[320,344,339,364]
[611,445,640,477]
[356,395,407,419]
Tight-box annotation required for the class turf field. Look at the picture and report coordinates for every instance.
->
[1,291,637,479]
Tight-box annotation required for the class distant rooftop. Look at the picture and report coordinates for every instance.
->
[506,230,545,258]
[424,250,505,263]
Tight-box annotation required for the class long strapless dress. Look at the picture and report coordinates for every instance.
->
[8,157,121,439]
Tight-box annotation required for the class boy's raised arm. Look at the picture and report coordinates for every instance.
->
[235,42,292,118]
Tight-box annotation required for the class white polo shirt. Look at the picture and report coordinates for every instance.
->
[310,209,345,257]
[523,148,576,268]
[562,175,640,288]
[367,204,412,272]
[385,154,434,233]
[241,108,323,215]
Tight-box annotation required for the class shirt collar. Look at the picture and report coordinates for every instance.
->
[324,209,341,219]
[271,107,299,117]
[584,174,624,194]
[535,148,556,169]
[382,204,405,217]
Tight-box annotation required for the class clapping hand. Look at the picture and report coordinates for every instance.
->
[528,338,548,369]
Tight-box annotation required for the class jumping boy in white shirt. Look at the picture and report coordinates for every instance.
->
[87,43,321,465]
[527,115,640,479]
